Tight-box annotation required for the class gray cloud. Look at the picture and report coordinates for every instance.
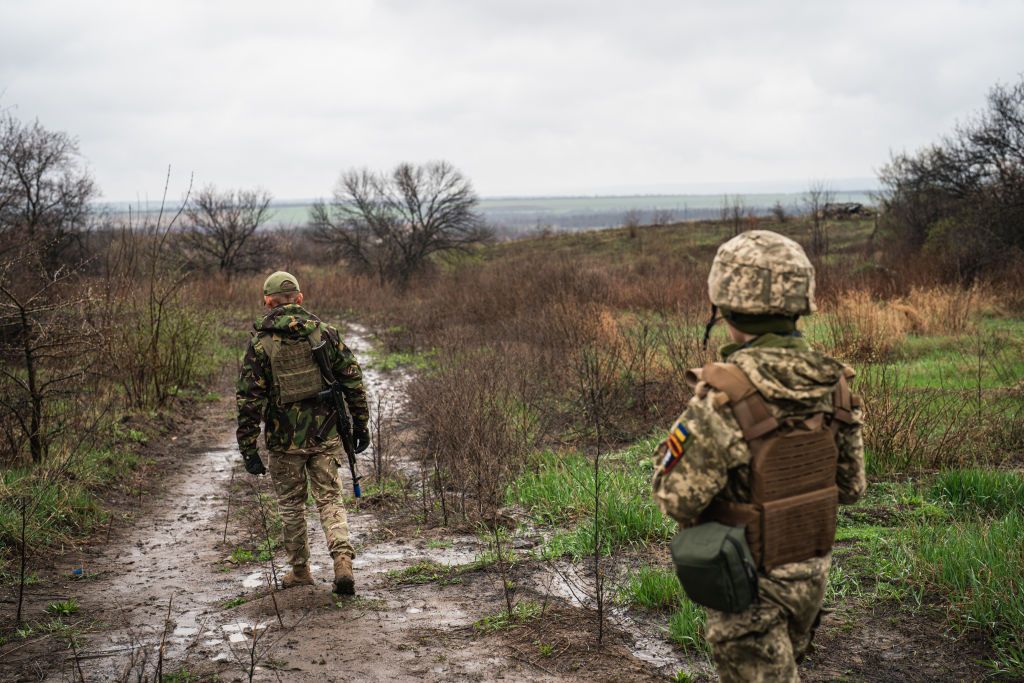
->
[2,0,1022,200]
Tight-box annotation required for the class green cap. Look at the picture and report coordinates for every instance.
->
[263,271,301,296]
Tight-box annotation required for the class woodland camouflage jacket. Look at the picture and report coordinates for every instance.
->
[236,304,369,459]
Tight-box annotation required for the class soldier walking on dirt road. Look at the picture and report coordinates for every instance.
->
[236,271,370,595]
[652,231,867,682]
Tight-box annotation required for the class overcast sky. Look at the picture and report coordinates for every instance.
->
[2,0,1022,201]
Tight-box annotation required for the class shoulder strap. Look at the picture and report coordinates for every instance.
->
[701,362,780,441]
[830,375,859,426]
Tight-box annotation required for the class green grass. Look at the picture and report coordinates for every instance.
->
[0,448,141,557]
[928,468,1024,518]
[221,596,248,609]
[385,560,463,586]
[367,348,436,372]
[46,598,79,617]
[668,599,709,655]
[508,438,675,559]
[473,601,543,632]
[904,511,1024,673]
[619,566,684,610]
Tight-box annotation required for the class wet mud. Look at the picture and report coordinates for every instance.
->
[13,326,661,682]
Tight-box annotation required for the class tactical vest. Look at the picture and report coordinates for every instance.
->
[262,326,323,405]
[694,362,860,570]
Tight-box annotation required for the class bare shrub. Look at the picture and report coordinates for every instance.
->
[858,364,973,474]
[820,291,910,363]
[901,283,998,334]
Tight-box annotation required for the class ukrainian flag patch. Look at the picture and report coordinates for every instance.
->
[660,421,689,474]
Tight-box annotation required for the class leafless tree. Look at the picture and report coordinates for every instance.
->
[804,180,835,256]
[310,161,490,287]
[771,200,788,223]
[0,113,97,270]
[622,209,642,239]
[720,194,747,236]
[0,248,98,463]
[182,185,273,273]
[651,208,676,227]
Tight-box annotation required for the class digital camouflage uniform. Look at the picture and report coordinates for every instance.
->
[236,303,369,567]
[652,231,867,683]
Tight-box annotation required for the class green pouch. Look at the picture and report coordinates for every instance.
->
[670,522,759,613]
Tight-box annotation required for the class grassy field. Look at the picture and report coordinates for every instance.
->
[353,214,1024,676]
[241,190,875,230]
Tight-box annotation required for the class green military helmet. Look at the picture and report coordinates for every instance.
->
[263,271,301,296]
[707,230,816,317]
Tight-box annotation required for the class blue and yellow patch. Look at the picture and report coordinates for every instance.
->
[660,421,689,474]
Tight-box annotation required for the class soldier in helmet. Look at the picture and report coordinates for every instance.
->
[652,231,866,682]
[236,271,370,595]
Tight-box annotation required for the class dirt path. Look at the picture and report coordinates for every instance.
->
[15,326,671,682]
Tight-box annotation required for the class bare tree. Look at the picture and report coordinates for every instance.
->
[622,209,642,238]
[771,200,788,223]
[0,113,97,270]
[804,180,835,256]
[310,161,490,287]
[0,248,97,463]
[651,208,676,227]
[720,194,747,236]
[182,185,273,273]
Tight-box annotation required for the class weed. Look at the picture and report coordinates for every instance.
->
[928,468,1024,518]
[668,599,709,656]
[536,640,554,657]
[229,548,255,564]
[222,597,248,609]
[426,538,453,550]
[473,601,543,632]
[509,442,674,558]
[46,597,79,617]
[901,510,1024,672]
[385,560,463,586]
[619,566,684,611]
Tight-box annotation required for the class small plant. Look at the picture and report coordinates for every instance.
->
[473,601,542,632]
[222,597,248,609]
[426,538,453,550]
[619,565,683,610]
[229,547,255,564]
[385,560,462,586]
[536,641,554,658]
[668,599,709,656]
[46,597,79,617]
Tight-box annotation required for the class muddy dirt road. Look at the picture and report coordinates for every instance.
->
[11,327,674,682]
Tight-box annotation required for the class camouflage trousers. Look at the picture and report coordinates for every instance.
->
[705,555,830,683]
[269,443,355,567]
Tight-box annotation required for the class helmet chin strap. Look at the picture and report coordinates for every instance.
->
[702,304,719,350]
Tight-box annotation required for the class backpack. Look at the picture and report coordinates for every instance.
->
[261,325,324,405]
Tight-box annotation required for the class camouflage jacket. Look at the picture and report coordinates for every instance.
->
[652,334,866,529]
[236,304,369,459]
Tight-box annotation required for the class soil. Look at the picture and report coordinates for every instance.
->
[0,326,1001,682]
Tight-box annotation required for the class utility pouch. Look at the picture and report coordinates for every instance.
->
[670,522,758,613]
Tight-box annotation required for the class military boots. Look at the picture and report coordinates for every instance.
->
[333,555,355,595]
[280,564,314,589]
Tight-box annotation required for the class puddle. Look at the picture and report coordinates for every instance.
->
[352,538,485,574]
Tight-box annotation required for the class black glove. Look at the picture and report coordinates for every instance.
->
[242,452,266,476]
[352,426,370,454]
